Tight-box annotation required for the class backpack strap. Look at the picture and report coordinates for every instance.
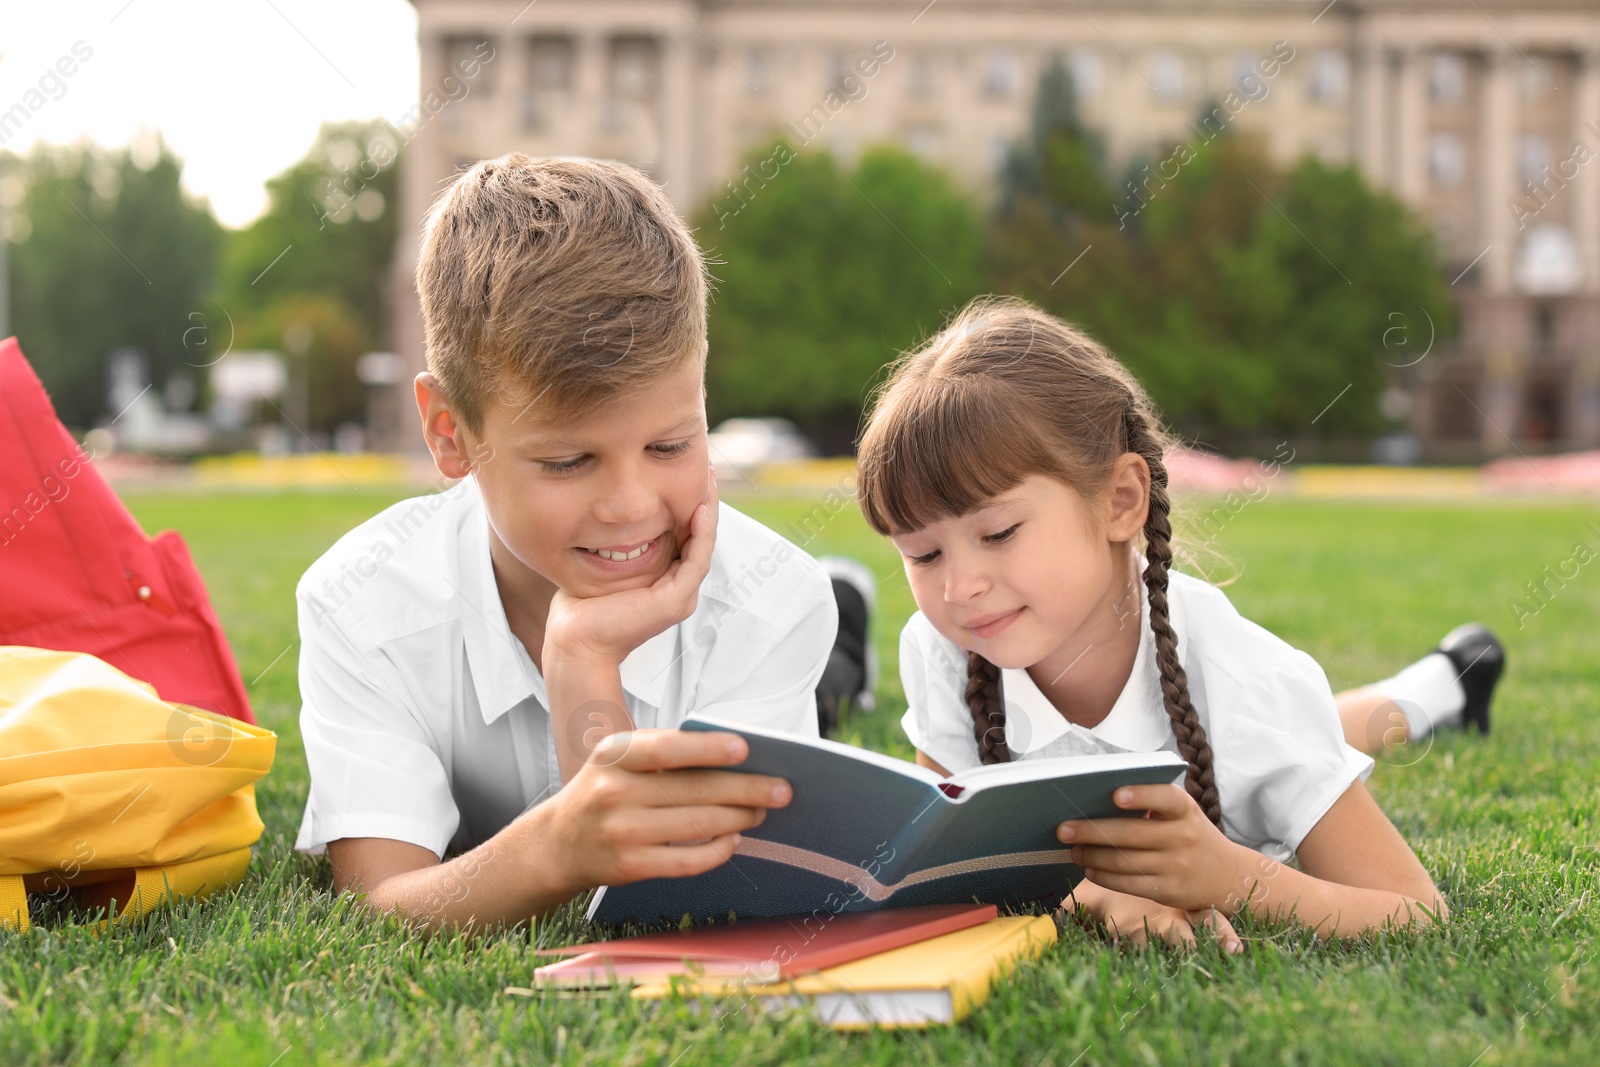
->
[0,848,252,933]
[80,848,255,928]
[0,874,27,932]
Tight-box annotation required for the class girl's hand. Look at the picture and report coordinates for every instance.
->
[544,470,719,668]
[1058,783,1261,915]
[1071,881,1245,954]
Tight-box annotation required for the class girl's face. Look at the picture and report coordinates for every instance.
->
[887,465,1149,671]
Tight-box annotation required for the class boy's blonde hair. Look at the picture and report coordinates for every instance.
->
[416,154,708,431]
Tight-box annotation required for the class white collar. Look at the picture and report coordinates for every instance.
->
[454,481,677,725]
[1000,566,1179,756]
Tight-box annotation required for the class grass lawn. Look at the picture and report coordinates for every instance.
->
[4,487,1599,1065]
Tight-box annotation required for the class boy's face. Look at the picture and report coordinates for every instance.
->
[440,360,712,602]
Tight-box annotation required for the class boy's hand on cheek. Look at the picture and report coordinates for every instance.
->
[544,471,720,669]
[539,727,792,891]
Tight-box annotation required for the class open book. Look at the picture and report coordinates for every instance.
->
[587,716,1185,924]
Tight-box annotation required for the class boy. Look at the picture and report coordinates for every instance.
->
[294,155,861,930]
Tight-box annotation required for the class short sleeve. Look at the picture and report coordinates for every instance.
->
[1208,645,1375,862]
[688,566,834,739]
[898,613,983,775]
[294,591,460,858]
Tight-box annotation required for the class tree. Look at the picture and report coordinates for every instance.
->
[232,294,370,435]
[219,120,400,354]
[212,120,400,437]
[5,138,221,428]
[695,143,985,450]
[988,76,1456,446]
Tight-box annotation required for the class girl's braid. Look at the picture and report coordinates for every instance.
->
[1125,407,1224,827]
[964,651,1011,764]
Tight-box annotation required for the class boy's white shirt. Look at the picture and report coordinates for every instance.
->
[293,479,833,859]
[899,567,1375,863]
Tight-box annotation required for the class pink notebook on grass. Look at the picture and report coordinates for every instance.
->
[534,903,998,989]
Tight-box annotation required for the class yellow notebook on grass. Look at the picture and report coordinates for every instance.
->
[631,914,1057,1030]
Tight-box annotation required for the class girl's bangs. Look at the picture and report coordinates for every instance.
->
[859,382,1047,535]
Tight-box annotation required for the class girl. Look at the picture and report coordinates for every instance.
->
[856,298,1456,952]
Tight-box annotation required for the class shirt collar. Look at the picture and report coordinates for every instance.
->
[455,480,676,726]
[1001,569,1177,756]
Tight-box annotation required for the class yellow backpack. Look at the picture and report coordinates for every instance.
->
[0,646,276,931]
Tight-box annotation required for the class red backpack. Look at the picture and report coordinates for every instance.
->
[0,337,253,724]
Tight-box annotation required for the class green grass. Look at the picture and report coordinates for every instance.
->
[4,488,1599,1065]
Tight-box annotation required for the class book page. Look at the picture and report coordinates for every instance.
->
[946,750,1186,795]
[685,715,946,786]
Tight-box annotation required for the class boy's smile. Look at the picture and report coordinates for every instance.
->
[576,532,667,572]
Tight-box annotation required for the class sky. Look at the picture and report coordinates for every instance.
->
[1,0,421,228]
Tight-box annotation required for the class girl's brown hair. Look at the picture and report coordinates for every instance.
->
[857,297,1221,826]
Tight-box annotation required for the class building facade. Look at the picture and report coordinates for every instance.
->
[393,0,1600,457]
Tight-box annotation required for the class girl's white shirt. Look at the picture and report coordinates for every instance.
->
[899,567,1375,861]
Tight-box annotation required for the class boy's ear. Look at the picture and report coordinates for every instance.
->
[415,372,475,479]
[1104,453,1151,542]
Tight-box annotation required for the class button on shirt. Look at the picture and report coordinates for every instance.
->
[293,480,834,859]
[899,569,1374,862]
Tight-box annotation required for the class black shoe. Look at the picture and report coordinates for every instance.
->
[1437,623,1505,735]
[814,558,877,737]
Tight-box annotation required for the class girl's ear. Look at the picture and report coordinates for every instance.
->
[1104,453,1151,542]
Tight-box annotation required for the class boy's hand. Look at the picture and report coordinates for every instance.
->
[544,470,720,668]
[538,727,790,893]
[1057,784,1259,915]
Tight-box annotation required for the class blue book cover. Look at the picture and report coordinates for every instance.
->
[586,717,1186,925]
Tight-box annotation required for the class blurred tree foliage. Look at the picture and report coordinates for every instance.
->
[232,295,369,434]
[3,121,397,437]
[695,143,985,450]
[219,120,399,353]
[989,60,1456,445]
[5,137,221,429]
[218,121,399,433]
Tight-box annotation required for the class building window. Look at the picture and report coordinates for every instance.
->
[444,36,496,95]
[528,36,573,90]
[746,48,770,94]
[523,35,573,131]
[1519,134,1551,186]
[611,36,660,100]
[909,52,936,97]
[1430,52,1467,104]
[1069,47,1102,101]
[984,49,1021,98]
[1534,303,1556,354]
[829,51,849,89]
[1233,52,1266,98]
[1151,50,1187,102]
[827,50,869,96]
[1428,132,1466,188]
[1308,50,1349,102]
[1521,56,1556,101]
